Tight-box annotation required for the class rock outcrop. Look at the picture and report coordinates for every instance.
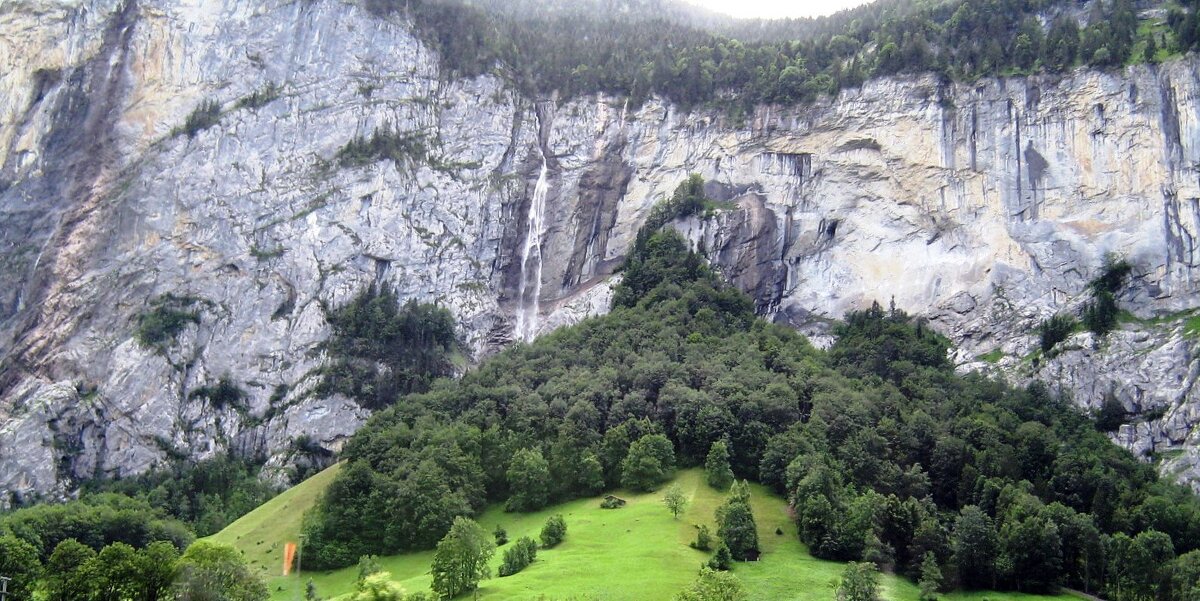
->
[2,0,1199,500]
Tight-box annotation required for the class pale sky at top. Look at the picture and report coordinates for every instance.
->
[683,0,875,19]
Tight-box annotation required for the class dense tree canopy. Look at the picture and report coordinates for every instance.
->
[0,493,192,562]
[367,0,1182,113]
[317,285,459,410]
[84,455,279,536]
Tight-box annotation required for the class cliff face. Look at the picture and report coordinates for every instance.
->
[2,0,1199,499]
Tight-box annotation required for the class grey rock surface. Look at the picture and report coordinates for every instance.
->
[2,0,1199,499]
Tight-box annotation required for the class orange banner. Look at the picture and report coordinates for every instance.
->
[283,542,297,576]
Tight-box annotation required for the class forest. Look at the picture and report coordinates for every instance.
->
[367,0,1198,113]
[298,178,1200,600]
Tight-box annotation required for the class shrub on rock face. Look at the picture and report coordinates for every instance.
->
[136,294,203,349]
[1038,314,1077,354]
[181,99,221,138]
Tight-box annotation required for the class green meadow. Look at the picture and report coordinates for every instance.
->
[211,466,1078,601]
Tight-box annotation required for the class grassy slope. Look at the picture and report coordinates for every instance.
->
[213,467,1076,601]
[205,463,343,580]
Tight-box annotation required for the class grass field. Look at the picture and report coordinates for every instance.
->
[211,466,1079,601]
[205,463,343,579]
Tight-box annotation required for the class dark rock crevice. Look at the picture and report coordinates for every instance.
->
[561,138,633,289]
[0,0,142,390]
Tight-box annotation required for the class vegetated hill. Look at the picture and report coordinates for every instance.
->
[217,468,1077,601]
[293,192,1200,600]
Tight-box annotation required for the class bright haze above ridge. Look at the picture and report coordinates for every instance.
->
[682,0,875,19]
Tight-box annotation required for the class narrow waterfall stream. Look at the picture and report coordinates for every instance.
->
[515,156,550,342]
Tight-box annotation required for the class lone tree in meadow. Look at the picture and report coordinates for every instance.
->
[704,440,734,490]
[664,484,688,519]
[918,552,942,601]
[540,514,568,548]
[716,481,759,561]
[431,517,494,599]
[836,562,880,601]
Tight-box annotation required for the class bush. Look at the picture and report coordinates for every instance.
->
[188,376,246,411]
[539,515,567,548]
[136,294,202,349]
[337,126,431,169]
[182,99,221,138]
[235,82,280,110]
[1084,257,1133,337]
[707,543,733,571]
[1039,314,1077,353]
[690,525,713,552]
[497,536,537,577]
[493,526,508,546]
[357,555,382,581]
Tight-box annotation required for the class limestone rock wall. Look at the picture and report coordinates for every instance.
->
[1,0,1198,499]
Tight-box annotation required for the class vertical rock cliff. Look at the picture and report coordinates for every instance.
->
[1,0,1199,499]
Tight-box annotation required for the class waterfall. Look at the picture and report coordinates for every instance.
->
[515,156,550,342]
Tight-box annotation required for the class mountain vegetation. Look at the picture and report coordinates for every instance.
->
[83,455,279,537]
[298,176,1200,599]
[315,285,460,410]
[373,0,1184,114]
[0,512,264,601]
